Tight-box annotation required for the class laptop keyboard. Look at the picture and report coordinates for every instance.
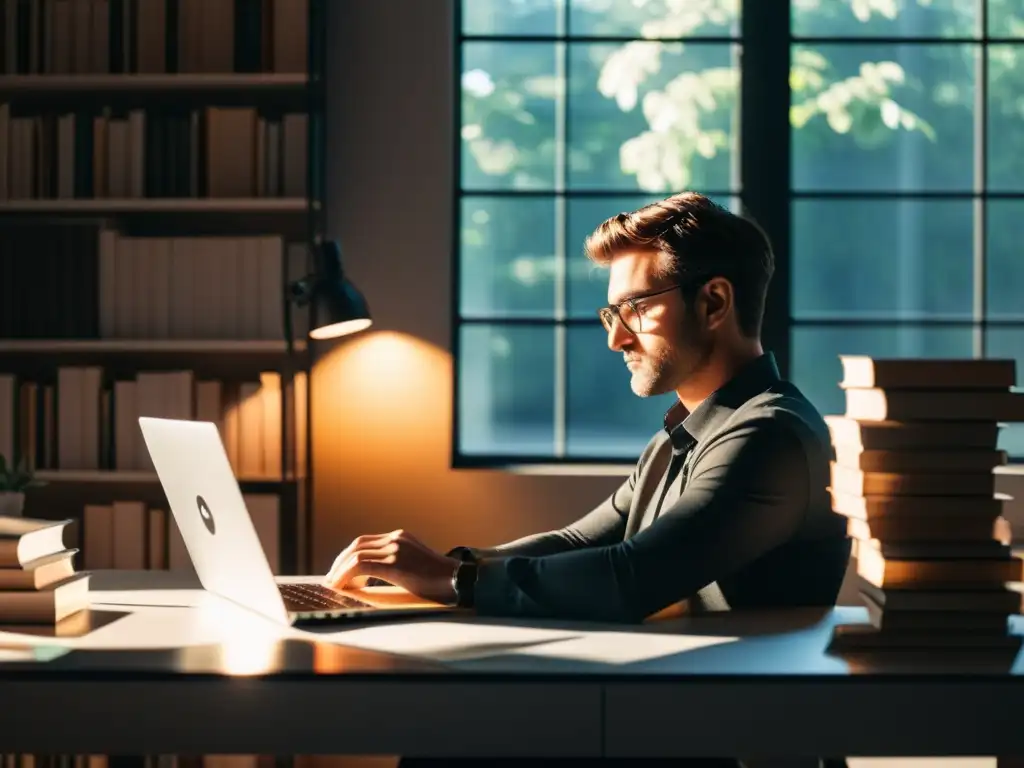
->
[278,582,372,613]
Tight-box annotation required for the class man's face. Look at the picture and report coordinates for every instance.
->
[602,250,712,398]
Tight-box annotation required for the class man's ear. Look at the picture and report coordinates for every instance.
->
[700,277,733,331]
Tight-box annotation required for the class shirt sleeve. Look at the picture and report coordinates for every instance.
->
[447,464,637,561]
[471,415,812,623]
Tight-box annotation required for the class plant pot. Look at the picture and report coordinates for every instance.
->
[0,491,25,517]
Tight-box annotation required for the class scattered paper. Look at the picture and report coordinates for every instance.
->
[311,621,582,661]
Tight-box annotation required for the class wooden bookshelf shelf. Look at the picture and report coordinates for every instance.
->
[35,470,301,489]
[0,198,309,214]
[0,74,311,109]
[0,73,308,92]
[0,339,306,354]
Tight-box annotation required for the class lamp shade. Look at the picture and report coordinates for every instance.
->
[306,241,372,340]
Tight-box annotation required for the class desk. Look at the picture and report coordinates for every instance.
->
[0,571,1021,759]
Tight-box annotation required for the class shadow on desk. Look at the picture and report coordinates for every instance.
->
[0,608,131,638]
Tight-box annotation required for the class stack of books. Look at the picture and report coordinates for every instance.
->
[825,355,1024,651]
[0,517,90,629]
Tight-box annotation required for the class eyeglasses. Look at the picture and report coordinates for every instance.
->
[597,285,682,335]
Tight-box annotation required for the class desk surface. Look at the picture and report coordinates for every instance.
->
[0,569,1018,679]
[0,570,1021,759]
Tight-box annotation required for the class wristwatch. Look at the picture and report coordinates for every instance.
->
[451,560,478,609]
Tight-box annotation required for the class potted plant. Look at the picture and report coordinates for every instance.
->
[0,454,46,517]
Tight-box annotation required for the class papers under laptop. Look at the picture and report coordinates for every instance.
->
[137,416,452,626]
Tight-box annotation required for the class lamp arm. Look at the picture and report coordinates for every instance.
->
[287,273,319,307]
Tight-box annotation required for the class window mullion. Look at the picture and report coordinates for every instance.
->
[740,0,792,377]
[553,1,569,458]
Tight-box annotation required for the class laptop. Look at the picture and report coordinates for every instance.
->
[137,416,453,626]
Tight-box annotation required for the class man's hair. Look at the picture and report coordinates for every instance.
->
[583,192,775,338]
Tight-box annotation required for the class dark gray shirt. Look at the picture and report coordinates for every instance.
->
[452,352,851,623]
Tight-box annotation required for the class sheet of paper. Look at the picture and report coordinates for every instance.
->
[505,631,739,664]
[308,621,583,661]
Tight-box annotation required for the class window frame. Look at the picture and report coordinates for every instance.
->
[451,0,1021,468]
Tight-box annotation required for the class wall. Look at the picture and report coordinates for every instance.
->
[312,0,1024,602]
[313,0,622,572]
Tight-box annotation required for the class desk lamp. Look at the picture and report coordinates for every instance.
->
[287,239,372,341]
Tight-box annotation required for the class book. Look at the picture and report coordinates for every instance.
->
[824,416,1001,451]
[856,543,1024,590]
[830,462,997,497]
[846,514,1012,544]
[862,592,1012,632]
[857,537,1012,561]
[0,572,90,623]
[829,622,1023,650]
[831,443,1007,474]
[839,355,1016,390]
[0,518,73,568]
[858,577,1024,613]
[0,549,78,590]
[844,388,1024,423]
[830,488,1009,522]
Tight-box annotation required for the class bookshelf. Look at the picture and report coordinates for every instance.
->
[0,0,324,598]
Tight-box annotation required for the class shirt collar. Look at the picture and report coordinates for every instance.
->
[662,352,782,454]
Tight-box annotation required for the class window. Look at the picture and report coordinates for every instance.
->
[455,0,1024,465]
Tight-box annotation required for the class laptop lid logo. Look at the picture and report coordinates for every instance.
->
[197,495,216,534]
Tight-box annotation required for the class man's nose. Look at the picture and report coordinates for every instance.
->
[606,318,632,351]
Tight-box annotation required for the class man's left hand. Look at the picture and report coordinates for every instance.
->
[323,529,460,605]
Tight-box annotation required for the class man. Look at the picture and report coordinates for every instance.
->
[324,192,851,624]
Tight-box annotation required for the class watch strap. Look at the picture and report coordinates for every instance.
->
[451,560,478,609]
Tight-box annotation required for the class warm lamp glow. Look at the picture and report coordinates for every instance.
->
[309,317,373,340]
